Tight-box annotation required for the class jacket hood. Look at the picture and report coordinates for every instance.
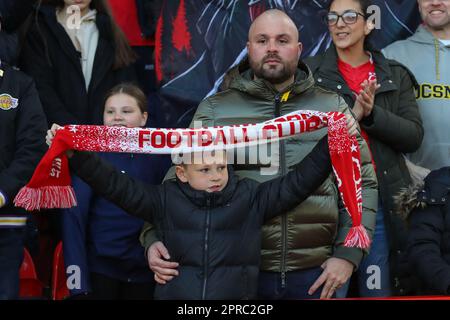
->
[220,56,315,99]
[409,25,438,45]
[409,25,448,81]
[395,167,450,220]
[394,181,425,221]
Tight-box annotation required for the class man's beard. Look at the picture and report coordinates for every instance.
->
[250,56,297,85]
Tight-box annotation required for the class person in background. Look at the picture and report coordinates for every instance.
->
[383,0,450,171]
[62,83,170,300]
[19,0,137,126]
[397,166,450,295]
[0,18,48,297]
[18,0,138,288]
[305,0,423,297]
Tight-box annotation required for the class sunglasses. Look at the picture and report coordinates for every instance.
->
[325,10,366,26]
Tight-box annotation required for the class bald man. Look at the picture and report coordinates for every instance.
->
[246,9,302,91]
[142,9,378,300]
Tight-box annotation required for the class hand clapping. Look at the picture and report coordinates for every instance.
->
[353,79,380,121]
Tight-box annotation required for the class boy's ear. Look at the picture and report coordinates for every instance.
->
[175,165,188,183]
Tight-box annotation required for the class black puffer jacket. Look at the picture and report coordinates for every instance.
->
[70,137,331,300]
[404,167,450,295]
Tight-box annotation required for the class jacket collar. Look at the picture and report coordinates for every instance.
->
[175,165,238,208]
[222,56,316,100]
[410,25,446,46]
[396,167,450,220]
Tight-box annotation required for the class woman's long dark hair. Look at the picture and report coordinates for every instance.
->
[328,0,376,51]
[26,0,136,69]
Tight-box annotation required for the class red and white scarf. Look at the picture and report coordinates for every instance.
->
[14,110,370,248]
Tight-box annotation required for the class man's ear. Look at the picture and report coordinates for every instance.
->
[175,165,188,183]
[298,42,303,59]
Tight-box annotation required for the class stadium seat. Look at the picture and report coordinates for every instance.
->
[19,248,44,298]
[51,241,70,300]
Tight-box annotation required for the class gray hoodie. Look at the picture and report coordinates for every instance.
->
[383,25,450,170]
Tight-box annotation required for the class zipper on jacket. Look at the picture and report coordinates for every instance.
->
[274,94,288,288]
[201,197,212,300]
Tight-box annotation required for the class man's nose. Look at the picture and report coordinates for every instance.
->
[267,39,278,52]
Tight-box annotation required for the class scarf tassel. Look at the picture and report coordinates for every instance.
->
[344,225,371,249]
[14,186,77,211]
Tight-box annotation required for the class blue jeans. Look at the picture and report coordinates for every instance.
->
[0,228,25,300]
[336,199,392,297]
[258,267,330,299]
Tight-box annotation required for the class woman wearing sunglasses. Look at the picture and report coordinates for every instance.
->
[305,0,423,298]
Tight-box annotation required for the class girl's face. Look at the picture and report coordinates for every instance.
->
[328,0,372,51]
[63,0,92,15]
[103,93,148,128]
